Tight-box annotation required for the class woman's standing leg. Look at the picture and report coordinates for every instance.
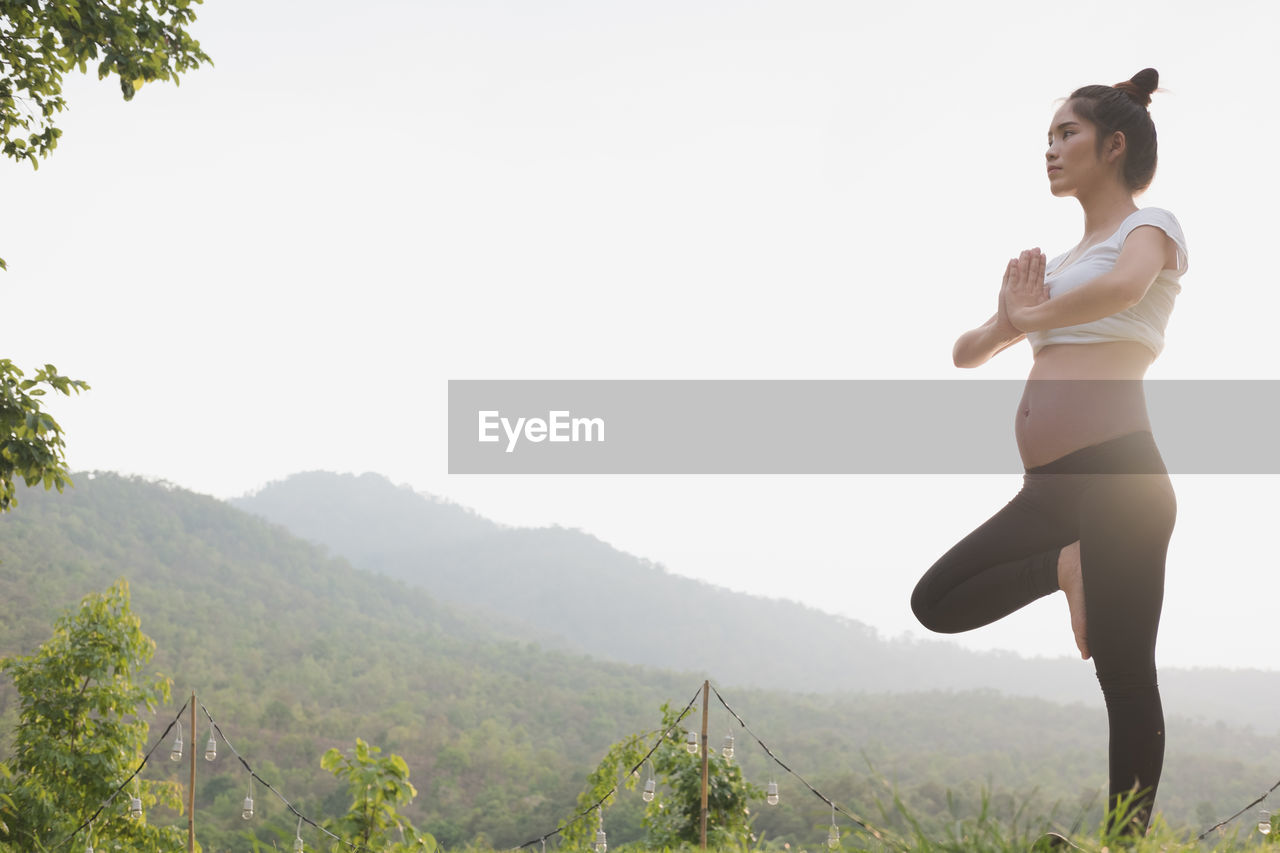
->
[1077,470,1177,832]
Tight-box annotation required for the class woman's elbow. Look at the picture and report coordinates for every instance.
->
[952,346,985,369]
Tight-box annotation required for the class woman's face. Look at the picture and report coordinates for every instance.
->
[1045,101,1112,198]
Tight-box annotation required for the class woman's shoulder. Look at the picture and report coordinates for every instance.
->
[1117,208,1186,249]
[1124,207,1185,236]
[1122,207,1188,274]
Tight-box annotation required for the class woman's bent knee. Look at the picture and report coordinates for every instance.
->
[911,576,958,634]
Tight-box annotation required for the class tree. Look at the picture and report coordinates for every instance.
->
[0,0,212,172]
[0,359,89,513]
[321,738,437,852]
[2,1,211,502]
[566,703,762,851]
[0,579,185,852]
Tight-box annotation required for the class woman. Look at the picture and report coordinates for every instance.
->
[910,68,1187,834]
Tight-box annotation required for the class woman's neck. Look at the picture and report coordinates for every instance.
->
[1076,182,1139,241]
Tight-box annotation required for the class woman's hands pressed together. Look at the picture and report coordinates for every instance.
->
[1003,249,1049,332]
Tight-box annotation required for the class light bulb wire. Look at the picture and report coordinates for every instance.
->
[1198,779,1280,841]
[514,683,703,850]
[51,696,191,851]
[710,684,900,849]
[200,702,376,853]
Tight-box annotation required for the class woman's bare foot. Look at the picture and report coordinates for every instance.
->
[1058,541,1089,660]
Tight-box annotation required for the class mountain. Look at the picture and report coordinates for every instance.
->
[234,471,1280,734]
[1,472,1276,849]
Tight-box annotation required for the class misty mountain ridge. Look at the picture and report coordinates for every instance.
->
[234,470,1280,734]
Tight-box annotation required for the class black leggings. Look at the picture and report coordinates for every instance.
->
[911,430,1176,829]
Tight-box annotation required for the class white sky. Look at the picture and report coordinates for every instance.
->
[4,0,1278,671]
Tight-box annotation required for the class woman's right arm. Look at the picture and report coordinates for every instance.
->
[952,312,1025,368]
[953,258,1027,368]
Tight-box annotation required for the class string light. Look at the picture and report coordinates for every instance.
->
[294,815,306,851]
[594,809,607,853]
[200,703,380,853]
[242,774,255,820]
[722,733,734,760]
[516,685,705,850]
[169,719,183,762]
[766,780,780,806]
[685,730,698,754]
[60,696,376,853]
[709,684,887,844]
[827,803,840,849]
[204,732,217,761]
[642,760,656,803]
[1260,808,1272,836]
[1197,778,1280,840]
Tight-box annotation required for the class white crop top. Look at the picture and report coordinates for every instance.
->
[1026,207,1189,357]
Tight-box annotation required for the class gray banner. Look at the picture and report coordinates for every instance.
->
[447,380,1280,474]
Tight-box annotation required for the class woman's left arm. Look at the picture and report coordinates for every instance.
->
[1006,226,1171,333]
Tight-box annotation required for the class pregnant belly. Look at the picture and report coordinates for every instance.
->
[1015,343,1155,469]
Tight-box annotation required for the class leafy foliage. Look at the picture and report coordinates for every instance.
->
[0,580,184,852]
[0,0,212,167]
[645,706,762,849]
[565,703,762,850]
[0,0,212,270]
[0,360,89,513]
[321,738,436,852]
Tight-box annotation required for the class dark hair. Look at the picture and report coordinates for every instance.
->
[1067,68,1160,192]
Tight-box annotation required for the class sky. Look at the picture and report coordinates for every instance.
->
[4,0,1279,673]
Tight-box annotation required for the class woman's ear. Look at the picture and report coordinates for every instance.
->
[1105,130,1128,164]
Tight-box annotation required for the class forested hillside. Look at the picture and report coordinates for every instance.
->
[1,473,1277,850]
[235,471,1280,734]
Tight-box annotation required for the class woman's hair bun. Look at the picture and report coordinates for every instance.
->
[1114,68,1159,108]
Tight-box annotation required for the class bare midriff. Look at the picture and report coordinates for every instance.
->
[1015,340,1156,469]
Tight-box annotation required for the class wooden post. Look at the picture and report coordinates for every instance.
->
[700,680,709,850]
[188,690,196,853]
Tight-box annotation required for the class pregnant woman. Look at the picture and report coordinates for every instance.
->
[910,68,1187,835]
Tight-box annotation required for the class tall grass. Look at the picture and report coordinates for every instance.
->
[817,788,1274,853]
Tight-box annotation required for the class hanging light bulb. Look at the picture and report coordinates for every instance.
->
[594,812,608,853]
[721,733,734,760]
[828,804,840,849]
[767,781,780,806]
[1259,809,1272,836]
[642,777,656,803]
[129,795,143,820]
[85,844,94,853]
[242,775,255,820]
[685,731,698,754]
[204,734,217,761]
[169,720,183,761]
[294,815,305,851]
